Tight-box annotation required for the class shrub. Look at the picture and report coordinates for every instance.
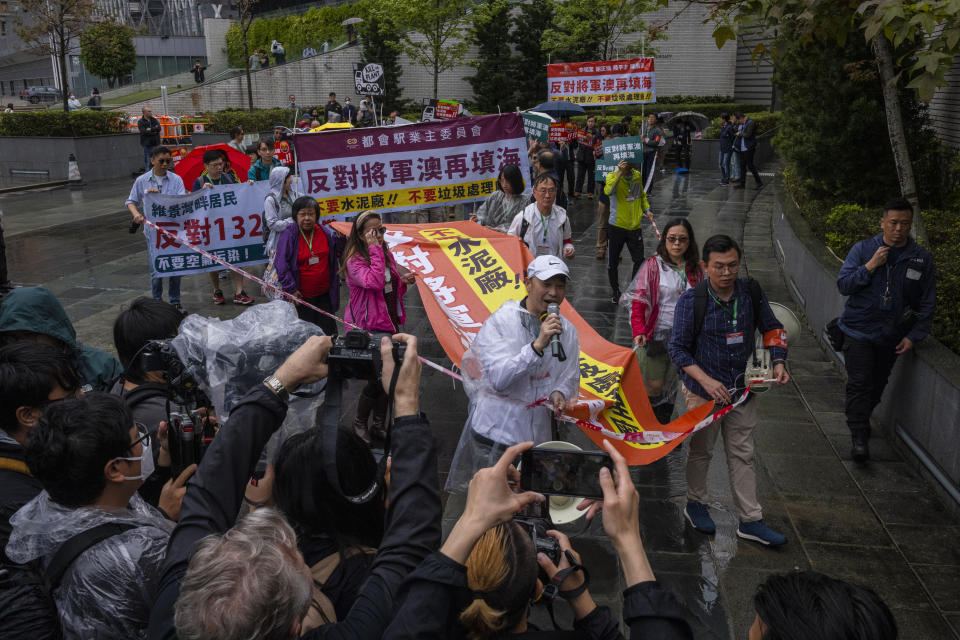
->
[203,108,304,134]
[824,203,873,257]
[923,208,960,354]
[0,111,128,137]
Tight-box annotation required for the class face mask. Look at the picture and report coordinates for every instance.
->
[117,438,155,482]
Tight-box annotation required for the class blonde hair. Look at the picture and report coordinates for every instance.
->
[459,523,537,640]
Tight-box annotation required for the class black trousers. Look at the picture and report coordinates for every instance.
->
[739,147,762,185]
[575,158,595,194]
[297,292,338,337]
[606,225,643,295]
[0,223,8,285]
[558,157,575,198]
[842,336,898,434]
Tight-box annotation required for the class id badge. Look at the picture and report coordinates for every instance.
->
[384,282,393,294]
[537,243,551,256]
[726,332,744,345]
[307,256,320,265]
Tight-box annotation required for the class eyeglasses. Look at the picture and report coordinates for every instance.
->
[665,235,689,244]
[710,263,740,274]
[371,227,386,235]
[128,422,151,453]
[536,187,557,194]
[155,158,172,165]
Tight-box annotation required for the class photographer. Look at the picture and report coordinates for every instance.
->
[149,333,441,640]
[5,392,187,639]
[0,286,122,391]
[383,440,692,639]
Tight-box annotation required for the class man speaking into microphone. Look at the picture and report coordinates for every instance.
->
[446,255,581,491]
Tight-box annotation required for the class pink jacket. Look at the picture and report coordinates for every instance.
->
[345,245,407,332]
[630,256,704,340]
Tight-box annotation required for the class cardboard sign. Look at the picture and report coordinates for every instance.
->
[548,122,576,143]
[274,140,293,166]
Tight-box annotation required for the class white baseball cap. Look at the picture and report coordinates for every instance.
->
[527,255,570,281]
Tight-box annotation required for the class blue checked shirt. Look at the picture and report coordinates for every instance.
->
[125,170,185,208]
[668,278,787,401]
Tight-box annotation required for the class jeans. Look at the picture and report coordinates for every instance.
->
[606,225,644,295]
[842,336,899,435]
[719,151,733,183]
[575,158,595,194]
[143,146,153,172]
[151,275,182,305]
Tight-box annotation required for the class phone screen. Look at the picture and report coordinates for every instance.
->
[520,449,613,498]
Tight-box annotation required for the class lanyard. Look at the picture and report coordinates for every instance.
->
[538,211,550,243]
[709,289,738,328]
[669,263,687,293]
[299,227,315,255]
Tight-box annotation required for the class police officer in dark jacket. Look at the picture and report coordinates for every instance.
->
[149,334,440,640]
[836,199,936,461]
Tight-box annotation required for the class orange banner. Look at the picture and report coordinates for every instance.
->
[331,220,713,464]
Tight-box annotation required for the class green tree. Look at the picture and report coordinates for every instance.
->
[468,0,516,111]
[79,22,136,89]
[15,0,96,112]
[376,0,471,101]
[510,0,554,108]
[542,0,667,63]
[359,11,405,112]
[237,0,259,111]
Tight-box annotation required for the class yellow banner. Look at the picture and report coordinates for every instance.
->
[554,92,655,105]
[315,177,499,217]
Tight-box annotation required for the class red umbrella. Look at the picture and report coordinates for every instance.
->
[175,144,252,192]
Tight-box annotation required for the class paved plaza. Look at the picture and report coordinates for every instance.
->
[2,169,959,639]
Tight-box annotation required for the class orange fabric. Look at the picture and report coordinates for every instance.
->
[331,220,713,464]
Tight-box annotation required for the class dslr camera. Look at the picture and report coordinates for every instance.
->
[513,503,561,565]
[328,329,406,380]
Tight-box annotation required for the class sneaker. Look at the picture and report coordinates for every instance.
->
[212,289,225,305]
[233,290,254,305]
[851,431,870,462]
[610,291,621,304]
[737,520,787,546]
[684,501,716,534]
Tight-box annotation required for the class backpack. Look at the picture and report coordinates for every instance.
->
[692,278,763,339]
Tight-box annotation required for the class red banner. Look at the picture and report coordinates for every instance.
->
[330,221,712,464]
[547,57,656,105]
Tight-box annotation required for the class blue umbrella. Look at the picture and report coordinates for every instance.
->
[531,100,586,117]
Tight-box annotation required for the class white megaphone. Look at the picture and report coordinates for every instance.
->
[744,302,800,393]
[531,441,588,525]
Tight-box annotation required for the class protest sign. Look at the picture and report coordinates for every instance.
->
[274,140,293,166]
[328,220,711,465]
[547,58,655,105]
[522,111,552,142]
[294,113,531,219]
[144,182,270,276]
[602,136,644,164]
[548,122,576,143]
[576,129,593,146]
[435,100,460,119]
[595,158,619,183]
[353,62,386,96]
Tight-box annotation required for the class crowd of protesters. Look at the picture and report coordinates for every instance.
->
[0,102,929,639]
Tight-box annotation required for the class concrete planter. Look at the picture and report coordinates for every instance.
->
[0,134,144,188]
[772,177,960,511]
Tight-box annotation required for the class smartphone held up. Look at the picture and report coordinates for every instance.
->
[519,448,613,499]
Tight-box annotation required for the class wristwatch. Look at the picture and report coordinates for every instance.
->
[263,375,290,402]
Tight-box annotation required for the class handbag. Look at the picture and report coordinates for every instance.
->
[825,317,845,352]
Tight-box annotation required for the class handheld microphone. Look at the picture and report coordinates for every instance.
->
[546,303,565,360]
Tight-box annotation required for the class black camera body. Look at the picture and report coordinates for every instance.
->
[168,408,215,476]
[514,516,561,565]
[328,329,406,380]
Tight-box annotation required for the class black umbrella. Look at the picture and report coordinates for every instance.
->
[666,111,710,131]
[531,100,586,118]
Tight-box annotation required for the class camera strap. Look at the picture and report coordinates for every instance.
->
[537,549,591,631]
[320,375,380,505]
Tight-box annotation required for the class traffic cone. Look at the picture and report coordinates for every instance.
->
[68,153,84,189]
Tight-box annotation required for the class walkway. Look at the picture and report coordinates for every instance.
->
[1,168,958,638]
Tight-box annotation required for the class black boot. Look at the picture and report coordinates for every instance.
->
[851,430,870,462]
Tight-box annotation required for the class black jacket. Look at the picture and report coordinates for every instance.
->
[139,116,162,148]
[148,385,441,640]
[0,436,41,552]
[383,551,693,640]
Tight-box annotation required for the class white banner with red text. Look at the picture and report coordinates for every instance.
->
[547,58,655,105]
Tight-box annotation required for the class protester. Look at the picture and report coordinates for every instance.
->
[574,115,599,198]
[641,113,664,187]
[248,49,260,70]
[343,96,358,125]
[273,123,291,143]
[0,286,122,391]
[550,116,576,201]
[302,44,317,58]
[836,199,935,461]
[668,235,789,546]
[733,112,763,190]
[612,115,632,137]
[343,211,415,442]
[325,92,343,123]
[259,50,270,68]
[126,146,186,310]
[509,173,574,259]
[388,440,693,639]
[271,40,286,64]
[192,60,206,84]
[148,334,440,640]
[262,165,296,258]
[469,164,527,230]
[358,99,375,127]
[226,125,245,153]
[275,196,343,337]
[248,139,283,181]
[595,123,613,261]
[87,88,101,111]
[673,123,691,171]
[629,218,703,424]
[138,107,162,172]
[6,392,185,639]
[447,255,579,491]
[605,159,654,303]
[750,571,897,640]
[718,113,735,185]
[530,149,569,209]
[386,110,399,125]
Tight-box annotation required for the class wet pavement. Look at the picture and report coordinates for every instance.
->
[3,170,960,639]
